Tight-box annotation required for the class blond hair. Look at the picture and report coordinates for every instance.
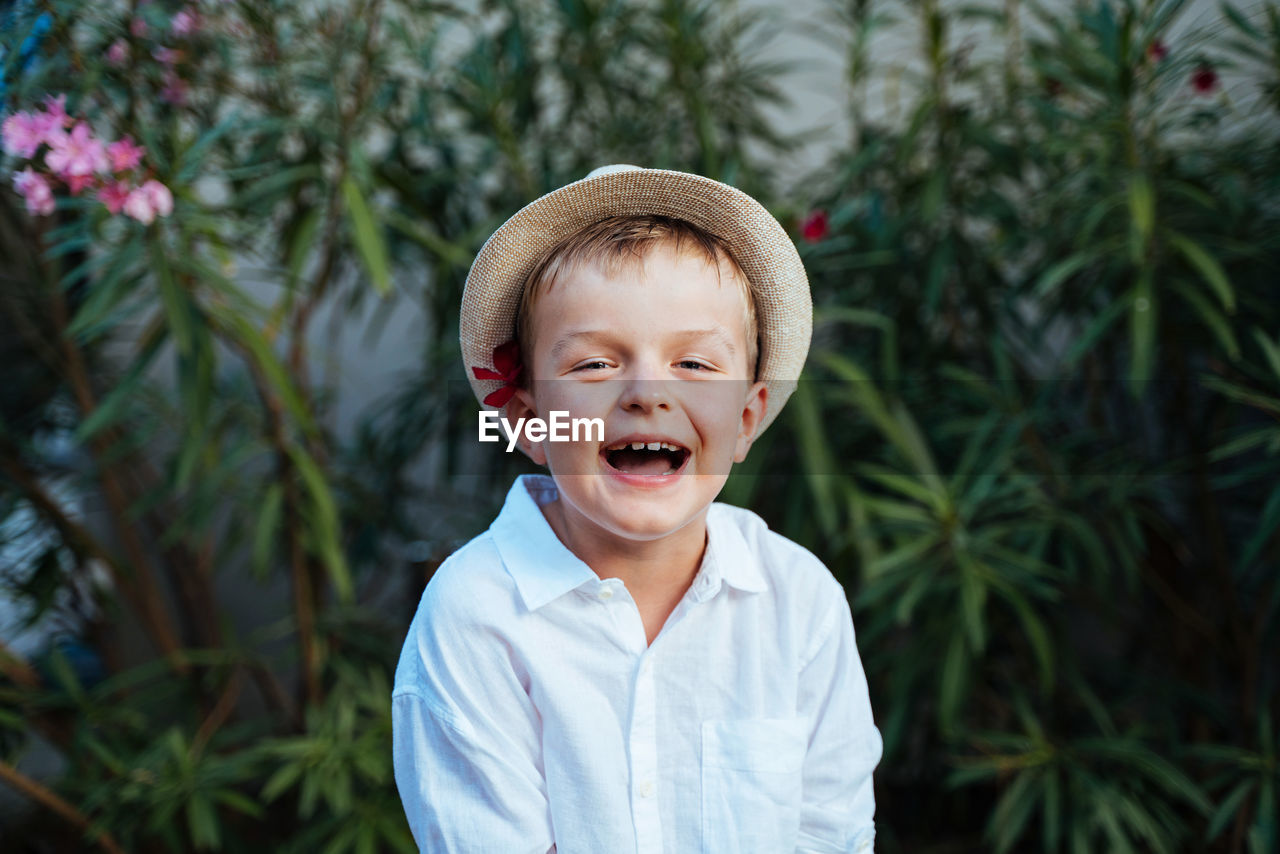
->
[514,215,759,378]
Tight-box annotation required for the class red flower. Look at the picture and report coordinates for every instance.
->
[472,340,523,407]
[1191,63,1219,94]
[1045,76,1064,97]
[1146,40,1168,63]
[800,209,829,244]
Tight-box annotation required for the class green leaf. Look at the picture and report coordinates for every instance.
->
[152,243,195,357]
[857,465,947,514]
[1032,249,1098,299]
[65,239,146,341]
[383,209,471,268]
[261,759,304,803]
[1002,585,1056,695]
[1169,278,1240,361]
[1129,269,1156,392]
[253,483,285,579]
[286,443,353,602]
[788,380,839,537]
[939,629,969,737]
[957,553,988,653]
[866,533,939,580]
[1165,229,1235,313]
[1208,779,1256,841]
[1222,0,1264,39]
[341,174,393,296]
[234,163,322,209]
[1128,174,1155,248]
[1065,295,1129,367]
[1236,485,1280,574]
[185,793,220,850]
[206,303,320,439]
[988,769,1039,853]
[285,206,326,293]
[1251,328,1280,381]
[1043,765,1062,851]
[73,325,169,444]
[175,109,243,184]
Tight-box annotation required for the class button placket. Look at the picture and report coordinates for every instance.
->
[629,650,663,853]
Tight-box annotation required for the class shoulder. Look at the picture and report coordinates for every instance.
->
[393,529,522,695]
[418,530,521,624]
[710,501,846,608]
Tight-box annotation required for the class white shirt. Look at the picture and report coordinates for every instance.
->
[392,474,883,853]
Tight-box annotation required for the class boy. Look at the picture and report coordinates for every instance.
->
[392,165,883,853]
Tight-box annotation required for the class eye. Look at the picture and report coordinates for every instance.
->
[573,360,613,371]
[676,359,712,371]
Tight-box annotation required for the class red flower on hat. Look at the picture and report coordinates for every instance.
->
[800,209,829,244]
[472,340,523,407]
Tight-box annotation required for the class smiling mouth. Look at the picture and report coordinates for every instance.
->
[602,440,691,476]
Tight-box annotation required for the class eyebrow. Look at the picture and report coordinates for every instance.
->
[549,326,739,361]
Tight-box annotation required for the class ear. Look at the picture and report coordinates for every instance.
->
[733,381,768,463]
[503,386,547,465]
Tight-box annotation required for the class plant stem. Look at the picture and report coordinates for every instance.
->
[37,223,187,675]
[0,759,126,854]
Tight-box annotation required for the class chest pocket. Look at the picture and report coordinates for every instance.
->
[701,717,808,852]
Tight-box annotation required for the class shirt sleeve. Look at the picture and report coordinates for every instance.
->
[794,590,884,854]
[391,573,555,854]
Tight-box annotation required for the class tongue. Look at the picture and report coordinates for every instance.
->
[610,449,675,475]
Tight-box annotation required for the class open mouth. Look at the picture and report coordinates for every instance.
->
[602,439,691,476]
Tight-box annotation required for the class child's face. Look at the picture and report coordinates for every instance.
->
[508,240,767,547]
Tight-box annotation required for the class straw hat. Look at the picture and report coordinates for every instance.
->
[459,164,812,434]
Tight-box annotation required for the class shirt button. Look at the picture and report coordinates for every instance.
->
[638,780,655,798]
[641,659,652,673]
[856,841,871,852]
[598,587,614,600]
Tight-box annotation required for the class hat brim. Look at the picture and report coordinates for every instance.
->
[460,167,811,434]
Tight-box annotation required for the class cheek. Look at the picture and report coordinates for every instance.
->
[681,385,749,442]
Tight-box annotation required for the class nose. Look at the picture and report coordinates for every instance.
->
[617,361,672,414]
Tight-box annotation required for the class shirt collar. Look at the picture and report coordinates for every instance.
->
[491,475,599,612]
[491,474,768,612]
[700,503,769,598]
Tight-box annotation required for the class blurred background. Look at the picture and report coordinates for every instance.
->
[1,0,1278,851]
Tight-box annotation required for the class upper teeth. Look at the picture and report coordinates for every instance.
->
[611,440,682,451]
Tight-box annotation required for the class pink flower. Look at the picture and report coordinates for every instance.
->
[97,180,133,214]
[172,7,200,37]
[122,179,173,224]
[4,95,79,159]
[1147,40,1168,63]
[1191,63,1219,94]
[107,136,146,172]
[40,94,72,131]
[130,17,148,38]
[2,111,44,158]
[45,121,110,178]
[107,39,129,67]
[123,186,157,224]
[141,179,173,217]
[13,167,56,216]
[800,210,829,244]
[64,173,98,195]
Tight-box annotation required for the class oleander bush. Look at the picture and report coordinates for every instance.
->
[0,0,1276,851]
